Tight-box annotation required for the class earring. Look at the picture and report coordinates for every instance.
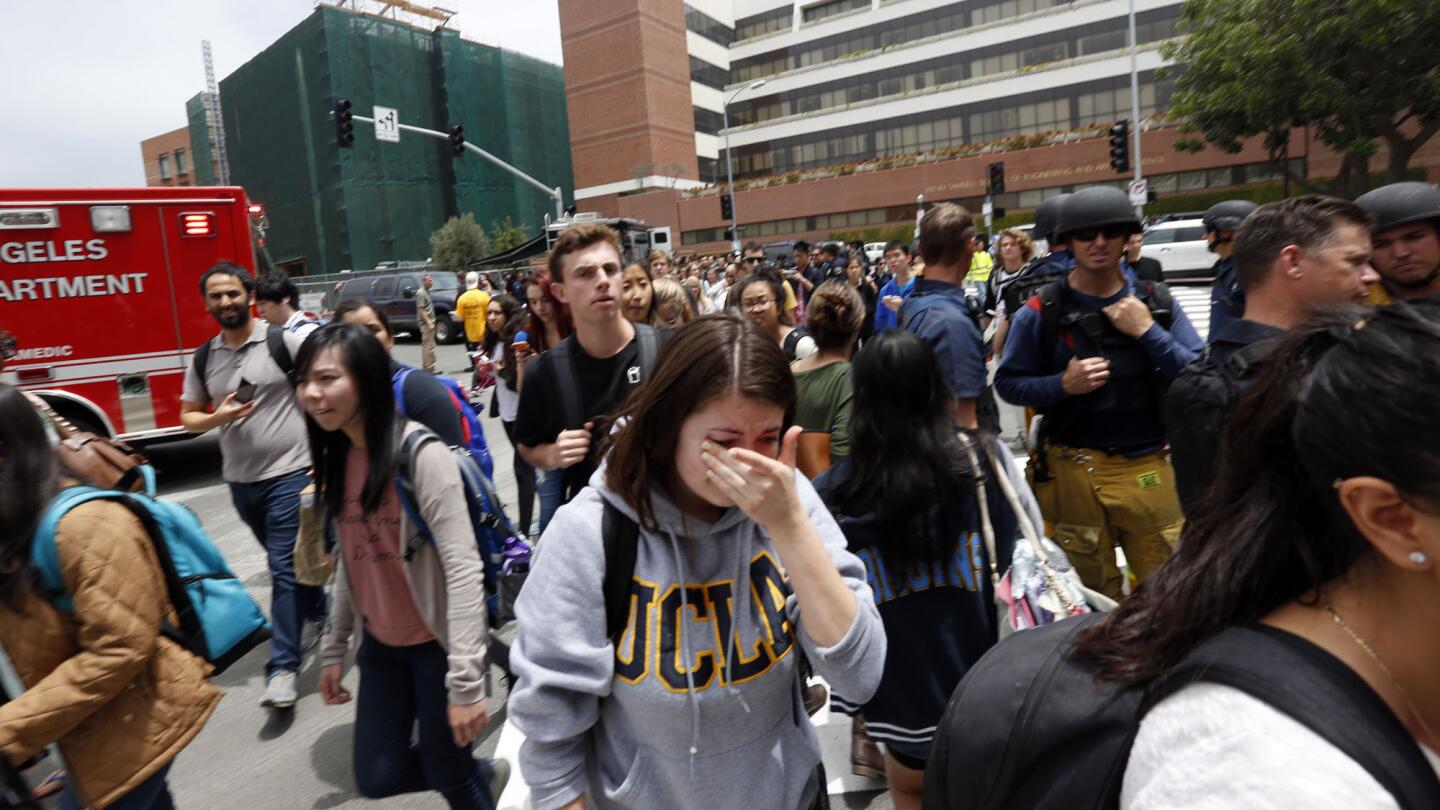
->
[1409,551,1428,565]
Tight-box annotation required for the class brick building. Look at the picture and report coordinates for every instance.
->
[558,0,1440,254]
[139,127,196,187]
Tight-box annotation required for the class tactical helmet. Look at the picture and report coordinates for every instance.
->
[1201,199,1258,233]
[1056,186,1140,241]
[1033,193,1071,244]
[1354,182,1440,234]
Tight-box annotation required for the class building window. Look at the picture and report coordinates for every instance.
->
[694,107,725,136]
[733,3,967,83]
[684,4,735,46]
[735,6,790,41]
[158,154,171,181]
[174,148,188,175]
[802,0,869,24]
[690,57,729,91]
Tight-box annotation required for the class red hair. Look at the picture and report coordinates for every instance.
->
[526,268,572,352]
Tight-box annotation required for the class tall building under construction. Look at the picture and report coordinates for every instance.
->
[173,2,573,275]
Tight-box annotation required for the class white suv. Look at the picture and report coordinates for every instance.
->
[1141,219,1215,280]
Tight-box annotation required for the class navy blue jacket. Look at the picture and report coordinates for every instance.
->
[995,274,1202,454]
[1208,256,1245,341]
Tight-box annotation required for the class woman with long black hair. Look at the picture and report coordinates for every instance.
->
[815,330,1018,809]
[481,293,536,536]
[300,324,498,809]
[0,384,218,809]
[1074,302,1440,806]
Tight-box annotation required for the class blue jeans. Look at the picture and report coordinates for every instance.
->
[537,469,565,535]
[229,468,327,676]
[353,632,495,809]
[60,763,172,809]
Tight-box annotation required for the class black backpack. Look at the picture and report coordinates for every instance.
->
[1164,338,1279,510]
[924,616,1440,810]
[546,324,662,430]
[1034,279,1174,363]
[192,325,296,403]
[782,327,810,362]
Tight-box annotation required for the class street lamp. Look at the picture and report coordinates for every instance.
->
[722,79,767,254]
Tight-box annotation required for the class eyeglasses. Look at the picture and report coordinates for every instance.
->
[741,298,774,311]
[1069,225,1132,242]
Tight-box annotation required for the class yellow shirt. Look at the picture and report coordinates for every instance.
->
[783,280,798,316]
[968,251,994,283]
[1367,282,1394,306]
[456,289,490,343]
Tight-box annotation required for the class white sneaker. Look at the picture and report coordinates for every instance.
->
[261,671,298,709]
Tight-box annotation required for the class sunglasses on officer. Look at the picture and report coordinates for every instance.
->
[1070,225,1134,242]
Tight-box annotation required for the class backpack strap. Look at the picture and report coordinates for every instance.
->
[1145,624,1440,808]
[782,328,804,359]
[1223,336,1279,379]
[394,427,443,558]
[548,336,586,430]
[266,325,296,385]
[634,324,660,380]
[1036,281,1067,367]
[1135,280,1175,332]
[391,366,415,419]
[601,500,641,644]
[192,339,213,404]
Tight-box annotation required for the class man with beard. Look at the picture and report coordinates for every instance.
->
[180,262,325,711]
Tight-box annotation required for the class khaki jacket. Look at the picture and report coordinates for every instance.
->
[0,501,219,809]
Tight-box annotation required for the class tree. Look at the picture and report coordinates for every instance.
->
[430,213,487,272]
[1163,0,1440,198]
[488,216,529,254]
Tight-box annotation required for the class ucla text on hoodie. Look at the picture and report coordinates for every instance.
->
[615,550,796,691]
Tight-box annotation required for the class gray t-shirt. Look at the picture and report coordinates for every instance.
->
[181,319,311,484]
[415,286,436,326]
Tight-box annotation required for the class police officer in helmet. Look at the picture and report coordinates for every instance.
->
[1204,199,1259,340]
[996,186,1202,600]
[1354,181,1440,305]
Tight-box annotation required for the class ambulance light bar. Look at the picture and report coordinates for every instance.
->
[179,211,217,238]
[90,205,131,233]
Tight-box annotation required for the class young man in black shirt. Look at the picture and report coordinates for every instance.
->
[515,223,666,505]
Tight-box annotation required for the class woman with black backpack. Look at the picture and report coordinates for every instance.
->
[815,330,1018,809]
[481,294,536,539]
[0,383,219,809]
[1075,303,1440,807]
[737,270,818,362]
[298,324,501,808]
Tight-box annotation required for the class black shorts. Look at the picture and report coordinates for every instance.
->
[886,744,928,772]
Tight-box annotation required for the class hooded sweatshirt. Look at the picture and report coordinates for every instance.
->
[508,466,886,810]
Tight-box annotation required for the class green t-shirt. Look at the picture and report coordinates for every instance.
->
[793,361,853,460]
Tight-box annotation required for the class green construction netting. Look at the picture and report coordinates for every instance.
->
[217,6,573,276]
[185,93,216,187]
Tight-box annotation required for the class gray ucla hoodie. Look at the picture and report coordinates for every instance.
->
[508,466,885,810]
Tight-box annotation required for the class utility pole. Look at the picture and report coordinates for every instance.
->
[1127,0,1144,219]
[202,40,231,186]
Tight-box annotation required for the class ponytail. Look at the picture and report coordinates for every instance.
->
[1073,301,1440,684]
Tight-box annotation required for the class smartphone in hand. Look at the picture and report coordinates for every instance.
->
[235,378,257,404]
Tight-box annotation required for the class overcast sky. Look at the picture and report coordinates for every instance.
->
[0,0,564,187]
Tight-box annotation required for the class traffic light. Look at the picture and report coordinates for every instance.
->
[1109,120,1130,173]
[987,161,1005,195]
[720,193,734,220]
[333,97,354,148]
[448,123,465,157]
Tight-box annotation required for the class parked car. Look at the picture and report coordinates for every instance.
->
[1141,218,1215,280]
[864,242,887,264]
[336,270,463,343]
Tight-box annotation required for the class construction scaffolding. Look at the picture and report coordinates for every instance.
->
[211,4,572,275]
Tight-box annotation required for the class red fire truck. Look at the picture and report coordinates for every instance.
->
[0,187,259,442]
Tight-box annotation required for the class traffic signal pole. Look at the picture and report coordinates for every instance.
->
[1127,0,1144,218]
[344,112,565,222]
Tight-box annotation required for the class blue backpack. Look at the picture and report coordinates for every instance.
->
[30,467,270,674]
[393,428,520,624]
[391,365,493,479]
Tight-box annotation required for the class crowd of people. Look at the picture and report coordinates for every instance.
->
[1,177,1439,809]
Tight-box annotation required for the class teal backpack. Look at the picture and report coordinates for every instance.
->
[30,467,270,674]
